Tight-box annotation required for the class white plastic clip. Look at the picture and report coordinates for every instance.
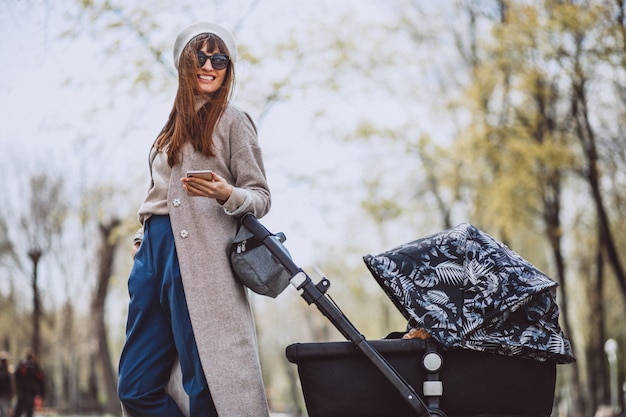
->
[290,271,307,289]
[423,381,443,397]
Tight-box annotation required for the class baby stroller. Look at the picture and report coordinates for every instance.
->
[241,215,574,417]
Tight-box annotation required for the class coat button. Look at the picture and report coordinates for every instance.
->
[173,198,181,207]
[180,229,189,238]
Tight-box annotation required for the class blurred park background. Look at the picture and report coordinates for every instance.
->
[1,0,625,416]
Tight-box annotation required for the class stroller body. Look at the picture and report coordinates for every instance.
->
[241,215,573,417]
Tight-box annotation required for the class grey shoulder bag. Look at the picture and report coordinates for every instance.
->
[229,216,292,298]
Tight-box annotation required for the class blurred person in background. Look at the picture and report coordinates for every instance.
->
[13,348,44,417]
[0,351,15,417]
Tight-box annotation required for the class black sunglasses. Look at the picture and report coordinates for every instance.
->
[195,51,230,70]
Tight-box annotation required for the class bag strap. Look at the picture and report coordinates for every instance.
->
[229,215,286,255]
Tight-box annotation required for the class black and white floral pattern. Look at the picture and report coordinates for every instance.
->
[364,223,575,363]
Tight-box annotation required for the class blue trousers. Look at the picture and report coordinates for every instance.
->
[118,215,218,417]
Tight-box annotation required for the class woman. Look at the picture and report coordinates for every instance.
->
[117,22,271,417]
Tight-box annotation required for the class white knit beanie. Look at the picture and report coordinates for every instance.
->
[173,22,238,71]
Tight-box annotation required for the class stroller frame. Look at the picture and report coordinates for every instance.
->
[242,213,442,417]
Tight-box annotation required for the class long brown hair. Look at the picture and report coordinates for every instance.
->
[155,33,235,166]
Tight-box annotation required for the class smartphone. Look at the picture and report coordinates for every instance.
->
[186,170,213,180]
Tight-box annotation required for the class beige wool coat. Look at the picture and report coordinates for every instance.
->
[126,105,271,417]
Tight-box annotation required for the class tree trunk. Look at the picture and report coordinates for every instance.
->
[586,241,608,413]
[416,142,453,230]
[542,175,587,417]
[91,219,122,415]
[28,248,42,357]
[571,73,626,306]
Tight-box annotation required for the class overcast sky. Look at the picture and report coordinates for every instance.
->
[0,1,456,330]
[1,0,431,246]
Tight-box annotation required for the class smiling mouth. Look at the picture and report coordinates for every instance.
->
[199,74,216,81]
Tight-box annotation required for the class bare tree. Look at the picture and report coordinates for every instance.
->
[91,218,123,414]
[19,174,67,357]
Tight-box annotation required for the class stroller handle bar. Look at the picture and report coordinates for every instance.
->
[241,213,438,417]
[240,213,303,276]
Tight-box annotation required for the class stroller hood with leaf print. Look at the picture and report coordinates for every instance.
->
[364,223,575,364]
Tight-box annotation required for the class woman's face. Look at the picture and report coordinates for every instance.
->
[196,44,228,95]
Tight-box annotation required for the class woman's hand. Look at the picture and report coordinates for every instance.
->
[131,241,141,259]
[181,172,233,203]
